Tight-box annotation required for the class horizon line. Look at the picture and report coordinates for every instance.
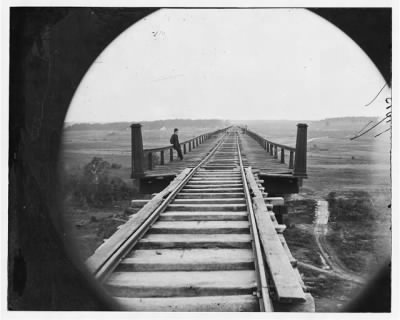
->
[64,115,379,125]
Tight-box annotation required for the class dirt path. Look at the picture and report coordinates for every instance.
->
[314,200,366,285]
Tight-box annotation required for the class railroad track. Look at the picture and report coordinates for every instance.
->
[87,128,310,312]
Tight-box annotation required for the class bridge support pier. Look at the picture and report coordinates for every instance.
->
[131,123,145,178]
[294,123,308,180]
[131,123,145,192]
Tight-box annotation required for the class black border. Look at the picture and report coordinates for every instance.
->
[8,7,392,311]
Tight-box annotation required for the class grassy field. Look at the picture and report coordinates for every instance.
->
[245,119,391,311]
[61,118,391,312]
[61,122,234,260]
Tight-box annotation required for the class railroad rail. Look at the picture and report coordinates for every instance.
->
[131,124,231,174]
[87,127,314,312]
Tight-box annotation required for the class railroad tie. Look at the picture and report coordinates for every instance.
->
[93,129,307,312]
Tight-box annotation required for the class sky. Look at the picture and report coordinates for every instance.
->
[65,8,391,123]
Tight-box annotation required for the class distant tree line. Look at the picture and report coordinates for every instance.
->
[64,119,231,131]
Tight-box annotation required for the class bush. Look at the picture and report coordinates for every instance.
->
[327,191,375,222]
[325,191,378,273]
[64,157,133,207]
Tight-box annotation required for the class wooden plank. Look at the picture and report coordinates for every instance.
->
[275,224,287,233]
[260,173,295,178]
[245,168,305,302]
[278,234,298,268]
[176,192,244,199]
[264,197,285,206]
[166,203,247,212]
[149,220,250,234]
[159,211,248,221]
[86,168,192,275]
[180,188,243,193]
[238,133,295,176]
[187,180,241,184]
[184,183,243,188]
[115,295,259,312]
[136,233,252,249]
[118,248,254,271]
[171,198,246,205]
[106,270,257,297]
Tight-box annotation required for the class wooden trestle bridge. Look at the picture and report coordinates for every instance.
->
[87,125,314,312]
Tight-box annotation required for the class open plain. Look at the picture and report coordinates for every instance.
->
[61,117,391,312]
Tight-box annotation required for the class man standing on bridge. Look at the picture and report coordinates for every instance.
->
[170,128,183,160]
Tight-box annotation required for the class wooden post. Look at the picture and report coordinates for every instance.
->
[148,152,153,170]
[289,151,294,169]
[274,145,278,159]
[280,148,285,163]
[270,144,274,156]
[294,123,308,178]
[183,143,187,154]
[189,141,192,152]
[170,148,173,162]
[131,123,144,178]
[266,143,269,153]
[160,150,164,165]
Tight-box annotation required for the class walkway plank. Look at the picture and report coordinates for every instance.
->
[149,220,250,234]
[136,233,252,249]
[107,270,257,297]
[160,211,249,221]
[115,295,259,312]
[118,248,254,271]
[143,131,293,178]
[245,167,305,302]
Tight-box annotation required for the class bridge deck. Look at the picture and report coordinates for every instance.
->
[239,134,293,176]
[143,132,293,179]
[143,133,224,178]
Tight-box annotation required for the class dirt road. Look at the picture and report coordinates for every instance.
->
[313,200,366,284]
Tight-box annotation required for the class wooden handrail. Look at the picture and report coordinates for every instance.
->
[143,127,231,153]
[242,128,295,152]
[240,125,307,177]
[131,125,232,175]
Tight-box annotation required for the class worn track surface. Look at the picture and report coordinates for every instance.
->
[105,132,263,311]
[88,129,312,312]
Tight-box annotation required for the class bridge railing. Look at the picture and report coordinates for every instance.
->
[242,124,308,178]
[130,124,232,177]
